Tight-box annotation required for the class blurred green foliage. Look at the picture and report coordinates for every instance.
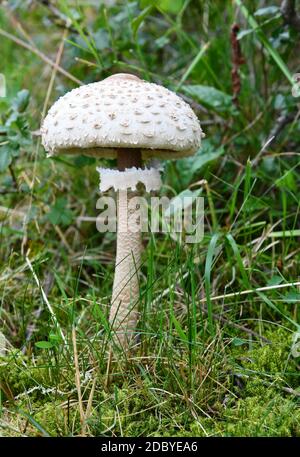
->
[0,0,299,437]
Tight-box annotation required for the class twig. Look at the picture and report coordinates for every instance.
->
[251,135,277,167]
[72,327,86,434]
[179,94,209,115]
[0,188,19,195]
[41,28,69,120]
[282,386,300,397]
[39,0,76,32]
[0,205,26,218]
[199,280,300,303]
[82,377,97,436]
[234,372,300,397]
[105,349,113,389]
[268,111,298,145]
[281,0,300,32]
[154,270,300,309]
[201,307,271,343]
[21,27,70,254]
[53,225,75,255]
[8,164,18,190]
[0,28,82,85]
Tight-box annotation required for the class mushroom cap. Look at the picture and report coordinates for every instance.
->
[41,74,204,160]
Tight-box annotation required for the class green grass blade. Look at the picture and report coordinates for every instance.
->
[235,0,294,85]
[204,233,220,335]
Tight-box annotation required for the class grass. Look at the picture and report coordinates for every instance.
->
[0,0,300,437]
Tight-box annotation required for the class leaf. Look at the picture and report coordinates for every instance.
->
[191,145,224,175]
[139,0,184,14]
[155,35,170,48]
[35,341,54,349]
[49,333,63,345]
[47,197,73,226]
[91,29,110,51]
[11,89,30,113]
[170,313,189,346]
[267,275,283,286]
[262,156,277,173]
[159,0,185,14]
[176,140,224,187]
[232,337,247,346]
[283,291,300,304]
[16,408,51,437]
[275,169,297,192]
[73,155,96,167]
[0,146,13,172]
[182,84,234,114]
[237,29,254,40]
[254,6,280,17]
[132,5,154,39]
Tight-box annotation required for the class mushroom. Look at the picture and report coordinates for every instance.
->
[41,73,203,349]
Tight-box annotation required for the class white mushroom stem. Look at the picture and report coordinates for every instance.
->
[110,189,141,347]
[98,165,162,348]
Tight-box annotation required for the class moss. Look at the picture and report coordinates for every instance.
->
[88,386,156,435]
[2,327,299,437]
[215,394,300,437]
[232,327,299,397]
[87,328,300,437]
[0,351,51,399]
[241,328,292,372]
[33,401,80,436]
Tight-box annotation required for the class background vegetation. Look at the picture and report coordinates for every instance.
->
[0,0,299,437]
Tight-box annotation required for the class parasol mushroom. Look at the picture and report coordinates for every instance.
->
[41,73,203,349]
